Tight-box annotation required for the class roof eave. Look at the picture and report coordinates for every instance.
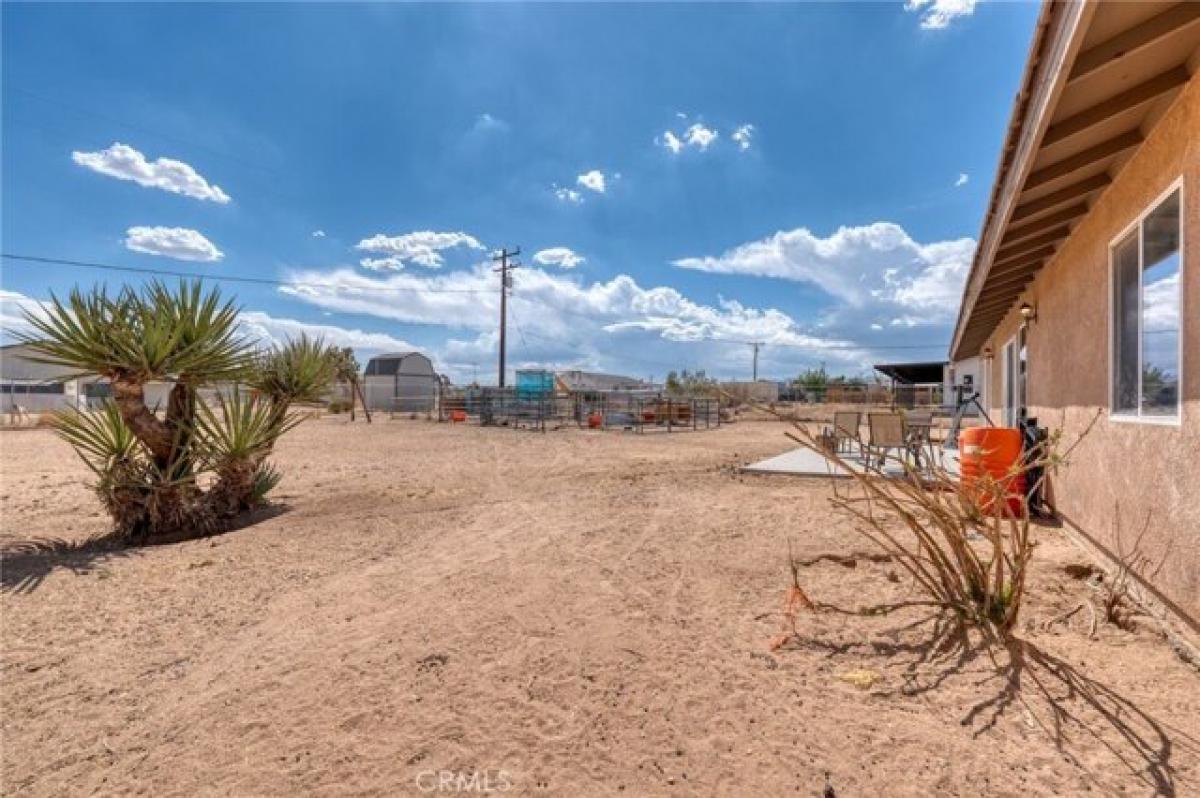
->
[949,0,1095,361]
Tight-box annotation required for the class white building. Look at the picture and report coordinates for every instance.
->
[362,352,440,412]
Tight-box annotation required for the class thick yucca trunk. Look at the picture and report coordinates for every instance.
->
[206,459,260,518]
[110,378,173,468]
[165,381,197,475]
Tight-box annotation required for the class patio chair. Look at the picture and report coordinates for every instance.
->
[904,411,934,444]
[867,412,912,469]
[827,411,862,456]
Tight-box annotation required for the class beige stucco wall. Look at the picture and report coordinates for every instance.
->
[978,72,1200,629]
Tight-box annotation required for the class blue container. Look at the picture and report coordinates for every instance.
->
[515,369,555,400]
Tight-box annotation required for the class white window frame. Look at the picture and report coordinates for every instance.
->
[1107,177,1185,426]
[1002,336,1017,427]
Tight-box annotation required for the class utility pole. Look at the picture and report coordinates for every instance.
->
[750,341,764,381]
[492,247,520,387]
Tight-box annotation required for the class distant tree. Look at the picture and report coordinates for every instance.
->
[795,366,828,393]
[328,346,370,422]
[665,369,716,396]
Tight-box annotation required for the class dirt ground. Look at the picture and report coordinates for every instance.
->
[2,417,1198,796]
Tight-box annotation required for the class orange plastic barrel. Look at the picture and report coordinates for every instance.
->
[450,410,467,423]
[959,427,1026,517]
[587,412,603,428]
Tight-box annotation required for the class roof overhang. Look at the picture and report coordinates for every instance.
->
[951,1,1200,360]
[874,361,948,385]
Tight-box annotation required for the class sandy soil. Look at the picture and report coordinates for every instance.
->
[2,418,1198,796]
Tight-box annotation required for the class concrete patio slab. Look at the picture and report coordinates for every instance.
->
[741,446,961,479]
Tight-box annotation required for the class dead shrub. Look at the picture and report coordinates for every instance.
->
[785,413,1097,644]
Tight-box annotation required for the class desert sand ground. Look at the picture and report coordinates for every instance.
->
[2,417,1198,796]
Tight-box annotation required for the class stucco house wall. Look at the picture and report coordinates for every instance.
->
[978,72,1200,627]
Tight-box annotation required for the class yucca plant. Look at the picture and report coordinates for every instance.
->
[21,280,335,543]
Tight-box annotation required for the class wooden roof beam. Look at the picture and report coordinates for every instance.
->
[1068,3,1200,85]
[1024,129,1142,191]
[1002,203,1087,243]
[983,271,1038,296]
[1044,65,1189,147]
[992,244,1056,275]
[973,283,1025,305]
[994,227,1069,264]
[976,279,1029,303]
[1011,173,1109,223]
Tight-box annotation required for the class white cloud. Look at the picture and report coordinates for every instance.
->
[71,142,231,203]
[732,124,755,151]
[0,290,416,359]
[904,0,978,30]
[576,170,607,194]
[533,247,585,270]
[659,122,719,153]
[355,230,484,269]
[955,173,969,187]
[312,230,326,238]
[554,185,584,204]
[659,130,684,155]
[238,311,417,355]
[0,290,52,342]
[359,256,406,272]
[674,222,975,330]
[277,262,873,384]
[685,123,718,151]
[124,226,224,262]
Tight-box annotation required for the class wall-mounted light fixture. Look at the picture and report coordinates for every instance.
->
[982,345,994,360]
[1019,302,1037,324]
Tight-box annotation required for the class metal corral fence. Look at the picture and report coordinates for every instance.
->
[780,383,944,408]
[438,387,721,433]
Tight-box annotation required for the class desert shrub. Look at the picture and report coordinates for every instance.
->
[21,280,335,543]
[327,399,353,414]
[788,416,1095,643]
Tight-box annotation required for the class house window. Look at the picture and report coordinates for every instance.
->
[1110,185,1182,421]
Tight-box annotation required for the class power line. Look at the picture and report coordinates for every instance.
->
[1,253,491,295]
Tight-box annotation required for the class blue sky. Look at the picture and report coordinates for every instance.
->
[2,1,1038,383]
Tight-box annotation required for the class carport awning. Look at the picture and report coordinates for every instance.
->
[873,361,947,385]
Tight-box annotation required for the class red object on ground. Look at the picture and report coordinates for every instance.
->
[587,412,603,428]
[959,427,1026,517]
[449,410,467,423]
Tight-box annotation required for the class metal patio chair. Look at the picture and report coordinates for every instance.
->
[827,410,863,457]
[867,412,913,469]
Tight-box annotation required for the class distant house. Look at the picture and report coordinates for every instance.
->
[949,2,1200,630]
[554,370,651,393]
[1,343,174,413]
[1,343,82,413]
[362,352,439,412]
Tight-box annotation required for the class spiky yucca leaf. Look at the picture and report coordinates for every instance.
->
[250,462,283,504]
[144,280,252,382]
[194,387,302,466]
[250,334,337,406]
[53,402,145,476]
[19,280,252,384]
